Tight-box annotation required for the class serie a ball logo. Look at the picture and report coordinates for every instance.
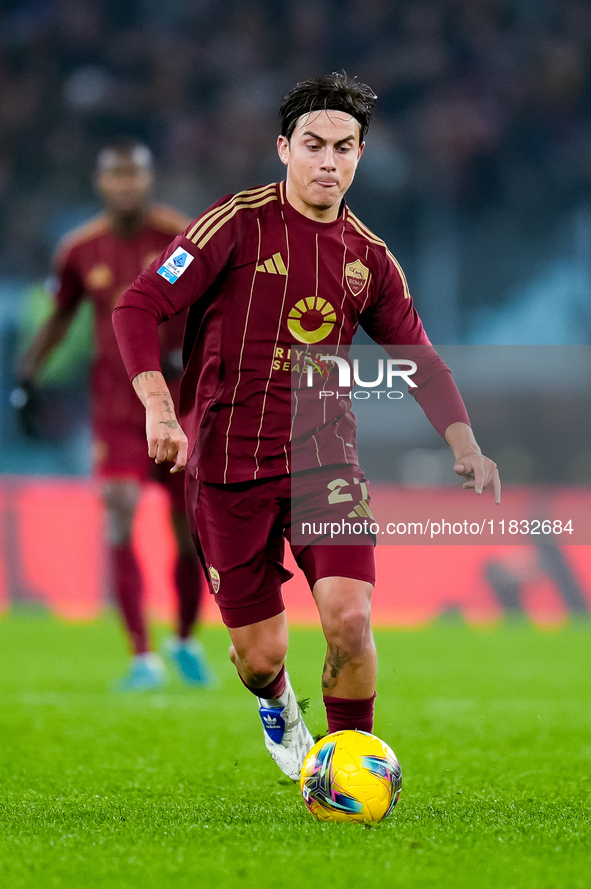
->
[299,730,402,823]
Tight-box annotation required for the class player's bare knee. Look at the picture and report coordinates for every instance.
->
[245,652,285,684]
[105,508,134,546]
[325,606,372,661]
[103,482,140,546]
[104,498,136,545]
[236,646,286,687]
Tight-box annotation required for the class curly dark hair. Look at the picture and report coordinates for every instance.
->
[279,72,377,142]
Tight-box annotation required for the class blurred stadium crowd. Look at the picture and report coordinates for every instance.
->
[1,0,591,314]
[0,0,590,479]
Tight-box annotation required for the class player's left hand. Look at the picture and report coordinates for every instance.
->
[454,452,501,504]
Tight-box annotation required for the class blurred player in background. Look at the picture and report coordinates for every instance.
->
[14,139,213,691]
[113,74,500,777]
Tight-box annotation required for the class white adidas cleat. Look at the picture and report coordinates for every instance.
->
[257,671,314,780]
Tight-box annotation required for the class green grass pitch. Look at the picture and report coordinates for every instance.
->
[0,612,589,889]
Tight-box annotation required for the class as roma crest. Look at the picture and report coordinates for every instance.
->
[208,565,221,594]
[345,259,369,296]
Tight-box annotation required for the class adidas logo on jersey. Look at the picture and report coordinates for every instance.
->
[348,500,374,520]
[256,253,287,275]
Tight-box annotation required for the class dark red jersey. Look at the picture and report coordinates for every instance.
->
[113,182,469,484]
[54,205,190,433]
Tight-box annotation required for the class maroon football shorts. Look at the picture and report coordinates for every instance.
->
[93,423,186,513]
[92,377,186,511]
[185,464,376,629]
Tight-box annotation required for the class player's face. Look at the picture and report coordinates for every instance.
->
[277,110,364,222]
[96,152,153,216]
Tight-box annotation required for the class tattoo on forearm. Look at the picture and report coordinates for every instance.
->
[322,644,352,690]
[133,374,181,434]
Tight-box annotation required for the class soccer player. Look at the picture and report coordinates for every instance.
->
[113,75,500,776]
[15,138,212,691]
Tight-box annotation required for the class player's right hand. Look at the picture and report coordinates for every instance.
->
[145,406,188,473]
[9,380,43,439]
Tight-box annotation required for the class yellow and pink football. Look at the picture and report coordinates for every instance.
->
[299,730,402,823]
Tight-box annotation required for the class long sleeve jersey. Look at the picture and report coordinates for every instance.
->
[53,205,189,432]
[113,181,469,483]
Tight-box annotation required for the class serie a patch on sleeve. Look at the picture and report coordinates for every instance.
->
[157,246,195,283]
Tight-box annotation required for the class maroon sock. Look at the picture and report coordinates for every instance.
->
[111,544,149,655]
[239,664,286,700]
[323,693,377,733]
[174,552,203,640]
